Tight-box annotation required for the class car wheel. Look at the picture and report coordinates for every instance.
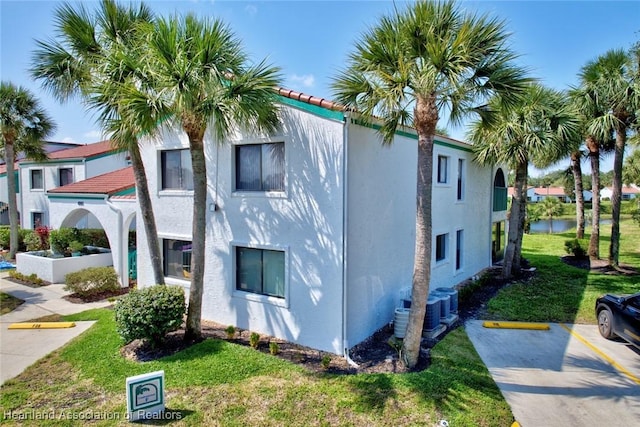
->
[597,307,615,339]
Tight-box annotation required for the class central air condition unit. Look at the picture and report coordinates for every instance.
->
[431,291,450,320]
[436,287,458,313]
[424,294,441,330]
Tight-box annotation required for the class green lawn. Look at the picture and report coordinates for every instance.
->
[0,292,23,315]
[0,308,513,426]
[2,219,636,425]
[486,218,640,323]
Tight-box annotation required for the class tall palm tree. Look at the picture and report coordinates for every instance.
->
[567,146,586,238]
[0,82,55,259]
[535,196,563,233]
[577,49,637,266]
[30,0,166,286]
[623,148,640,185]
[470,84,579,279]
[118,14,282,341]
[332,0,530,368]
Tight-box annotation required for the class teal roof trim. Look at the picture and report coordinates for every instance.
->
[277,96,345,122]
[112,187,135,196]
[47,194,107,200]
[350,118,473,153]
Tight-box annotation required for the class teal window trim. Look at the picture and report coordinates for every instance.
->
[493,187,508,212]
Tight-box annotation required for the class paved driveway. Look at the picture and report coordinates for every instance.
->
[466,320,640,426]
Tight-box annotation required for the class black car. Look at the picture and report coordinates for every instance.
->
[595,292,640,350]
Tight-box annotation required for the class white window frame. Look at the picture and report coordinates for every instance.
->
[233,139,287,198]
[456,158,465,201]
[159,148,193,195]
[231,241,289,308]
[30,169,44,190]
[58,167,74,187]
[435,232,449,264]
[455,229,463,271]
[31,211,45,228]
[437,155,449,184]
[159,234,192,286]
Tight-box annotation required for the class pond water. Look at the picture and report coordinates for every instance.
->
[529,218,612,234]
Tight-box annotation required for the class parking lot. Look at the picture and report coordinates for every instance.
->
[466,320,640,426]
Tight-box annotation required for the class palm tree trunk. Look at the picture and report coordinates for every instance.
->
[513,167,528,272]
[587,136,600,259]
[503,160,527,279]
[571,151,585,239]
[402,96,436,369]
[129,145,164,285]
[184,135,207,342]
[608,123,626,267]
[5,141,19,260]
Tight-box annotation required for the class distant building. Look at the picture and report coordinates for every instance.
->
[507,186,592,203]
[600,185,640,201]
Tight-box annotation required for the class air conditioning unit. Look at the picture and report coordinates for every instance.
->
[436,287,458,313]
[431,291,450,320]
[424,294,441,330]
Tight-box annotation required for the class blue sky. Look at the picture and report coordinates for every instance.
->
[1,0,639,175]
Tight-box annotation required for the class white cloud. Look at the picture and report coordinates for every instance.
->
[244,4,257,16]
[289,74,315,88]
[61,137,78,144]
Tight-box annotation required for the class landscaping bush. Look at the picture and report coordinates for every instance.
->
[77,228,109,248]
[564,239,587,258]
[64,266,119,297]
[50,228,77,255]
[114,285,185,347]
[22,231,41,252]
[9,271,45,286]
[0,227,31,252]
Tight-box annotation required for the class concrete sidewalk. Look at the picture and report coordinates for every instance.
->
[0,274,112,385]
[466,320,640,427]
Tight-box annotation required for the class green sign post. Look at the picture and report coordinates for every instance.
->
[126,370,165,421]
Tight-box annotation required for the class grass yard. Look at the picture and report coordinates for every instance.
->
[0,308,513,426]
[0,292,23,315]
[486,218,640,323]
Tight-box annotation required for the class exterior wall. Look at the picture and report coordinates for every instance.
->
[19,153,129,229]
[137,105,347,353]
[16,251,113,283]
[345,126,495,347]
[0,172,20,225]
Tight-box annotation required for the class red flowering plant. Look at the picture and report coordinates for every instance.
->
[34,224,51,250]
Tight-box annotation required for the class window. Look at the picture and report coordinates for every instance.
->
[457,159,465,200]
[59,168,73,187]
[456,230,463,270]
[163,239,192,279]
[161,149,193,190]
[30,169,43,190]
[236,142,285,191]
[437,155,448,184]
[31,212,44,228]
[435,233,448,262]
[236,246,285,298]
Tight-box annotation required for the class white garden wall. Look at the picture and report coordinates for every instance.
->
[16,251,113,284]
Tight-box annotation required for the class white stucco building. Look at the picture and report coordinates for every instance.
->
[600,184,639,201]
[17,140,130,229]
[134,89,508,355]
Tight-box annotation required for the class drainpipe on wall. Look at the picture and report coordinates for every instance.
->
[106,199,126,287]
[341,113,358,368]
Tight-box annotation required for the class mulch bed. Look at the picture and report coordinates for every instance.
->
[5,276,52,288]
[120,267,517,374]
[561,256,640,275]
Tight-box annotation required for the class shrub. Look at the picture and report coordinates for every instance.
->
[564,239,587,259]
[225,325,236,339]
[50,228,77,255]
[64,266,119,297]
[114,285,185,347]
[23,231,42,252]
[9,271,44,286]
[269,341,280,355]
[34,225,51,250]
[69,240,84,252]
[250,332,260,349]
[633,208,640,227]
[0,227,31,252]
[321,354,331,370]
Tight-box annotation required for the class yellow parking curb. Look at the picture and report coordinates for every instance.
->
[8,322,76,329]
[482,321,550,330]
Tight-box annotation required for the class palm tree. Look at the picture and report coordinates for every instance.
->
[332,0,530,368]
[30,0,166,286]
[119,14,282,341]
[0,82,55,259]
[535,196,563,233]
[623,148,640,185]
[470,84,579,279]
[577,49,637,266]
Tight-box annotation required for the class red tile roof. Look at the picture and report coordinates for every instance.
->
[46,140,120,160]
[0,163,18,175]
[276,87,345,111]
[532,187,567,196]
[48,167,134,195]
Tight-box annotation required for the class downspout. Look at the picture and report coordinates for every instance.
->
[106,198,126,287]
[342,113,358,368]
